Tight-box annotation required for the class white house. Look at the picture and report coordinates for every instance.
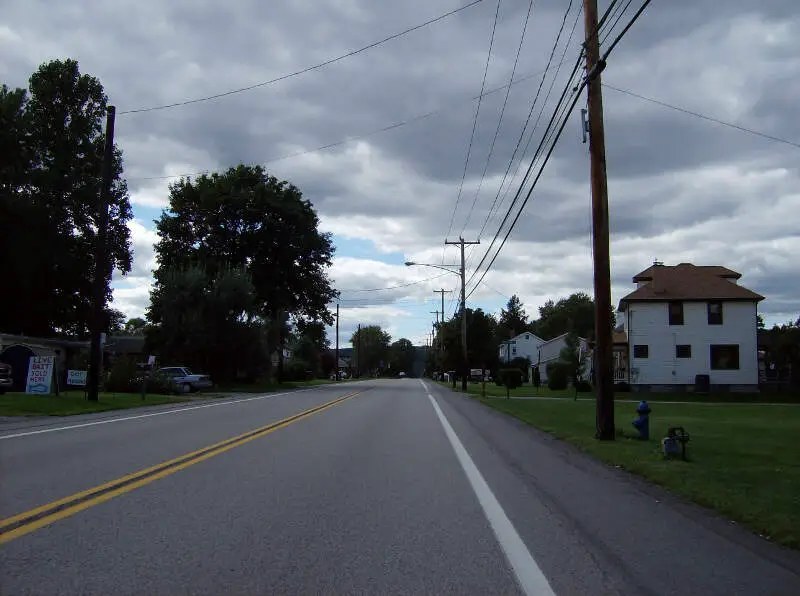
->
[498,332,545,364]
[617,262,764,391]
[531,333,590,383]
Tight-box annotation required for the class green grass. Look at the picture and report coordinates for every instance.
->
[0,391,188,416]
[446,380,800,404]
[474,395,800,549]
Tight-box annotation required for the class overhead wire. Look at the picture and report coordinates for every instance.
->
[466,1,583,279]
[465,0,580,272]
[465,0,658,298]
[119,0,486,115]
[443,0,502,259]
[459,0,536,235]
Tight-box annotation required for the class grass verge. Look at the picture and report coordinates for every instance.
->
[475,395,799,549]
[0,392,188,416]
[450,380,799,404]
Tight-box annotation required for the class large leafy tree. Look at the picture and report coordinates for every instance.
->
[389,338,415,374]
[0,60,133,337]
[498,295,529,340]
[146,266,264,382]
[350,325,391,375]
[530,292,615,340]
[438,308,499,373]
[153,165,337,324]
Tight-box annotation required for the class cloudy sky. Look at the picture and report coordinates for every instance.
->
[3,0,798,346]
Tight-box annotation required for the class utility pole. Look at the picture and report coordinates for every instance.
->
[87,106,116,402]
[433,289,451,377]
[335,303,340,381]
[445,237,479,391]
[356,323,361,378]
[584,0,615,440]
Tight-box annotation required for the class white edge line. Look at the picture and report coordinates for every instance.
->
[423,380,555,596]
[0,385,339,440]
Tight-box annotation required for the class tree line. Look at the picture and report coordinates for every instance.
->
[0,59,341,384]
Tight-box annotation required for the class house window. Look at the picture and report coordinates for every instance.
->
[668,301,684,325]
[633,344,649,358]
[512,347,517,355]
[710,344,739,370]
[525,334,529,340]
[707,301,723,325]
[676,344,691,358]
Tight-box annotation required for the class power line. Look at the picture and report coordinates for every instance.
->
[443,0,502,254]
[460,0,536,234]
[604,84,800,150]
[338,272,450,293]
[466,0,658,299]
[599,0,633,46]
[127,64,561,182]
[601,0,653,60]
[119,0,486,115]
[470,0,579,251]
[466,3,583,279]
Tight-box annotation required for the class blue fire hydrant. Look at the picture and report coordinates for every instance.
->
[632,400,651,440]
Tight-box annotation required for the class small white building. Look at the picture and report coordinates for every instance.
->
[498,332,545,364]
[618,262,764,391]
[531,333,590,383]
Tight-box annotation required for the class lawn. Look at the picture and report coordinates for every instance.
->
[0,391,188,416]
[475,395,800,549]
[448,380,800,404]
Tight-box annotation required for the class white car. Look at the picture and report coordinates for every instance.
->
[156,366,213,393]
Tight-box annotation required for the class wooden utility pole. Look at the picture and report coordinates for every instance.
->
[335,303,340,381]
[87,106,116,402]
[356,323,361,378]
[583,0,615,440]
[445,237,479,391]
[433,288,450,375]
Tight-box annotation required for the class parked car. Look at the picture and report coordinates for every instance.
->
[155,366,212,394]
[0,362,12,394]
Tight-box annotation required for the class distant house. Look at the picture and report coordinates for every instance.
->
[498,332,545,364]
[617,262,764,391]
[531,333,590,384]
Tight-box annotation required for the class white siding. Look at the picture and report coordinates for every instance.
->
[627,301,758,386]
[499,333,544,363]
[532,334,589,382]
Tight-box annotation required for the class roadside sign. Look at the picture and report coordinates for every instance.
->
[147,355,156,366]
[25,356,55,394]
[67,370,88,387]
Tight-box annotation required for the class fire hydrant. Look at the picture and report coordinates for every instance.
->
[632,400,651,440]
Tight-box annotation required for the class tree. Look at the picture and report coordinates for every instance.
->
[105,309,127,334]
[529,292,615,341]
[146,266,264,382]
[498,295,529,340]
[294,319,329,352]
[757,313,765,330]
[123,317,147,335]
[532,365,541,393]
[150,165,337,376]
[153,165,336,323]
[558,331,585,398]
[437,308,499,375]
[0,60,133,337]
[390,338,415,375]
[320,351,337,379]
[351,325,391,375]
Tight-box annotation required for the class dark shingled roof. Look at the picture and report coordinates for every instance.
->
[619,263,763,309]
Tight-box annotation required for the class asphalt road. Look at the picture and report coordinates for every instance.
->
[1,379,798,595]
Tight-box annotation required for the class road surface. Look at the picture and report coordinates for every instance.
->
[1,379,798,595]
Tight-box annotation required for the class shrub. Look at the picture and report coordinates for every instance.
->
[546,361,569,391]
[575,379,592,393]
[104,356,174,394]
[532,366,541,391]
[285,359,310,381]
[499,368,523,398]
[614,381,631,392]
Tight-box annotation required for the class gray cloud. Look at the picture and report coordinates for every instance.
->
[2,0,798,329]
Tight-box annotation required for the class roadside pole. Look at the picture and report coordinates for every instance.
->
[445,237,479,391]
[87,106,116,402]
[335,303,340,381]
[583,0,615,440]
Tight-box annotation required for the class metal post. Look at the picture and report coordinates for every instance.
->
[584,0,615,440]
[87,106,116,402]
[335,303,340,381]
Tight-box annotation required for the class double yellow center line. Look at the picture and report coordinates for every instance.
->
[0,389,363,545]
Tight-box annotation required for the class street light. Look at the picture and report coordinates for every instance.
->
[405,259,467,390]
